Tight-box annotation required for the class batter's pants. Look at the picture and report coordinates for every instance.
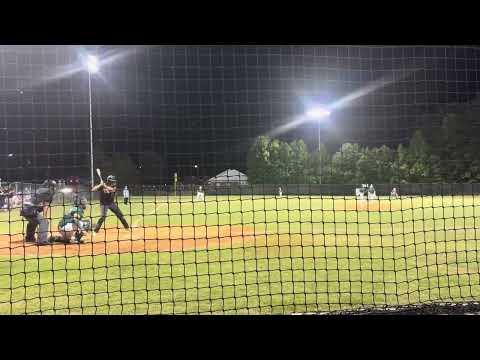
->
[94,203,129,232]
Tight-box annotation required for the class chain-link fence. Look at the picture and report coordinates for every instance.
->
[123,183,480,197]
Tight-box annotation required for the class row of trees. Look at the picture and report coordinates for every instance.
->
[246,113,480,184]
[93,145,166,185]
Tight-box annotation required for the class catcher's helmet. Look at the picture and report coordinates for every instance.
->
[106,175,117,186]
[70,206,85,218]
[73,196,88,210]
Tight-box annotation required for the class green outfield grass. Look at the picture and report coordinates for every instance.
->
[1,195,480,314]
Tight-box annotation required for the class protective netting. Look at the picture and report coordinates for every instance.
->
[1,45,480,314]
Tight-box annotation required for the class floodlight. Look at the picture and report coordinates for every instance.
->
[86,55,99,74]
[306,107,331,119]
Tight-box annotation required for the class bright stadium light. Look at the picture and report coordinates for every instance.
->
[305,105,331,152]
[194,164,200,180]
[86,55,99,74]
[306,106,331,119]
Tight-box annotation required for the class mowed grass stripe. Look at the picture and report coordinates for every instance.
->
[1,244,479,314]
[1,195,480,314]
[2,195,479,233]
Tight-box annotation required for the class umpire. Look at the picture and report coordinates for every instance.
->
[20,180,56,245]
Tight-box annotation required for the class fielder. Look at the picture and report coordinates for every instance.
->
[278,187,283,198]
[0,187,6,210]
[355,185,367,200]
[196,186,205,201]
[50,197,91,244]
[391,187,399,199]
[367,184,377,200]
[92,175,129,233]
[123,185,130,205]
[20,180,56,245]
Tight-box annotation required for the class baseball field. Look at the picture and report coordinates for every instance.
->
[1,195,480,314]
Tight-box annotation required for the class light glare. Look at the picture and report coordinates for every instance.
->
[86,55,99,74]
[306,107,331,119]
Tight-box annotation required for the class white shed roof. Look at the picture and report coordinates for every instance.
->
[208,169,248,183]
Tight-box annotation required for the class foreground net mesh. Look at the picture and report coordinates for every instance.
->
[1,45,480,314]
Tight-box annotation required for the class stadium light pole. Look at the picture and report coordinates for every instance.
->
[194,164,199,182]
[85,55,99,187]
[6,153,15,184]
[306,106,331,184]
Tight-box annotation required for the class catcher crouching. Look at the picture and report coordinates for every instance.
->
[50,197,91,244]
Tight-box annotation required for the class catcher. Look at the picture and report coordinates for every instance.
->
[92,175,129,233]
[50,197,91,244]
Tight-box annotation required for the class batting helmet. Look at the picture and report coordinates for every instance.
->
[106,175,117,186]
[70,206,85,218]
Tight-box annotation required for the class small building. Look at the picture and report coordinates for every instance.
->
[208,169,249,187]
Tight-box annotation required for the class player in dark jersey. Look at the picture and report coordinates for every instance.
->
[91,175,129,233]
[20,180,56,245]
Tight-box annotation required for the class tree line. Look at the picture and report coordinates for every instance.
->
[93,145,166,186]
[246,112,480,185]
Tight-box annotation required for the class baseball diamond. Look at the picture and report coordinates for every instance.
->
[2,45,480,315]
[1,194,480,314]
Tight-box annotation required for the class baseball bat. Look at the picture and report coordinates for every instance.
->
[96,168,104,184]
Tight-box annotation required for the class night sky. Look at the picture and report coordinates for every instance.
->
[1,45,480,183]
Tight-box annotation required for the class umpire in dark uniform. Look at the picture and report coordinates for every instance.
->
[20,180,56,245]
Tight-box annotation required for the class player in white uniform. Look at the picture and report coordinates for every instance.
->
[123,186,130,205]
[391,187,399,199]
[368,184,377,200]
[196,186,205,201]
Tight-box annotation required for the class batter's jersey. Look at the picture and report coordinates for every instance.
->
[98,184,116,205]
